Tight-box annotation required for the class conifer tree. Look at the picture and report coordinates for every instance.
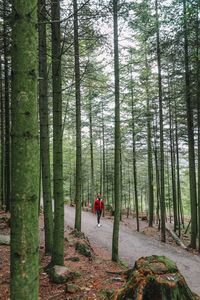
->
[51,0,64,265]
[10,1,39,298]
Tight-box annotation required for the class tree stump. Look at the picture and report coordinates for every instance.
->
[113,255,198,300]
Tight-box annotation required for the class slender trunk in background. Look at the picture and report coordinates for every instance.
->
[106,160,109,204]
[51,0,64,265]
[175,101,183,235]
[153,112,160,226]
[183,0,197,249]
[120,149,123,221]
[131,70,139,232]
[89,94,94,208]
[166,152,171,220]
[144,49,154,227]
[111,178,114,209]
[38,0,53,255]
[0,57,5,208]
[198,105,200,252]
[99,134,102,194]
[3,0,11,212]
[112,0,121,262]
[10,1,39,298]
[127,164,131,218]
[169,98,177,231]
[156,0,166,242]
[140,188,143,213]
[102,102,106,207]
[73,0,82,231]
[196,2,200,252]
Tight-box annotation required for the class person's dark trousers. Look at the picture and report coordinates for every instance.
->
[96,209,102,224]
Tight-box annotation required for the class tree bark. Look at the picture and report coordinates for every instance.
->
[112,0,121,262]
[169,98,178,232]
[73,0,82,231]
[89,93,95,208]
[131,69,139,232]
[3,0,11,212]
[10,1,39,298]
[144,48,154,227]
[0,56,5,208]
[38,0,53,255]
[51,0,64,265]
[156,0,166,242]
[183,0,197,249]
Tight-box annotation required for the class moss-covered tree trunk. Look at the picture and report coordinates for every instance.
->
[102,102,106,211]
[183,0,197,249]
[169,97,178,232]
[114,256,197,300]
[131,65,139,232]
[175,101,183,234]
[156,0,166,242]
[10,1,39,299]
[0,57,5,208]
[3,0,11,212]
[73,0,82,232]
[51,0,64,265]
[144,54,154,227]
[38,0,53,255]
[112,0,121,262]
[89,93,95,208]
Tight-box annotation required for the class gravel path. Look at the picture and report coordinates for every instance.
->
[64,205,200,295]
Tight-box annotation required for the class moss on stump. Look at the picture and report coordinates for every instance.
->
[113,255,198,300]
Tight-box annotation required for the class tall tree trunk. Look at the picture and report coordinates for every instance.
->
[131,69,139,232]
[183,0,197,249]
[196,1,200,252]
[38,0,53,255]
[51,0,64,265]
[10,1,39,298]
[73,0,82,231]
[169,98,177,231]
[3,0,11,212]
[120,149,123,221]
[102,102,106,203]
[144,49,154,227]
[153,111,160,226]
[99,134,102,194]
[112,0,121,262]
[175,101,183,236]
[166,151,171,221]
[0,56,5,208]
[156,0,166,242]
[89,93,94,208]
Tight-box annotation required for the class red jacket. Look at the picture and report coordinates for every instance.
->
[94,198,104,213]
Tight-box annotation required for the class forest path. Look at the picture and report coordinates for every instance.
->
[64,205,200,295]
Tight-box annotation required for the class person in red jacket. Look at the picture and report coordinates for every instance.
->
[94,193,104,227]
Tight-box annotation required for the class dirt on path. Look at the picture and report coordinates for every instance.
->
[65,205,200,295]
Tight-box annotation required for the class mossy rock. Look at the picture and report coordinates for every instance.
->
[75,241,93,258]
[0,234,10,245]
[113,255,197,300]
[49,265,71,284]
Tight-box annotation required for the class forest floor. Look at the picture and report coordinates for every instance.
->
[1,207,200,299]
[0,210,127,300]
